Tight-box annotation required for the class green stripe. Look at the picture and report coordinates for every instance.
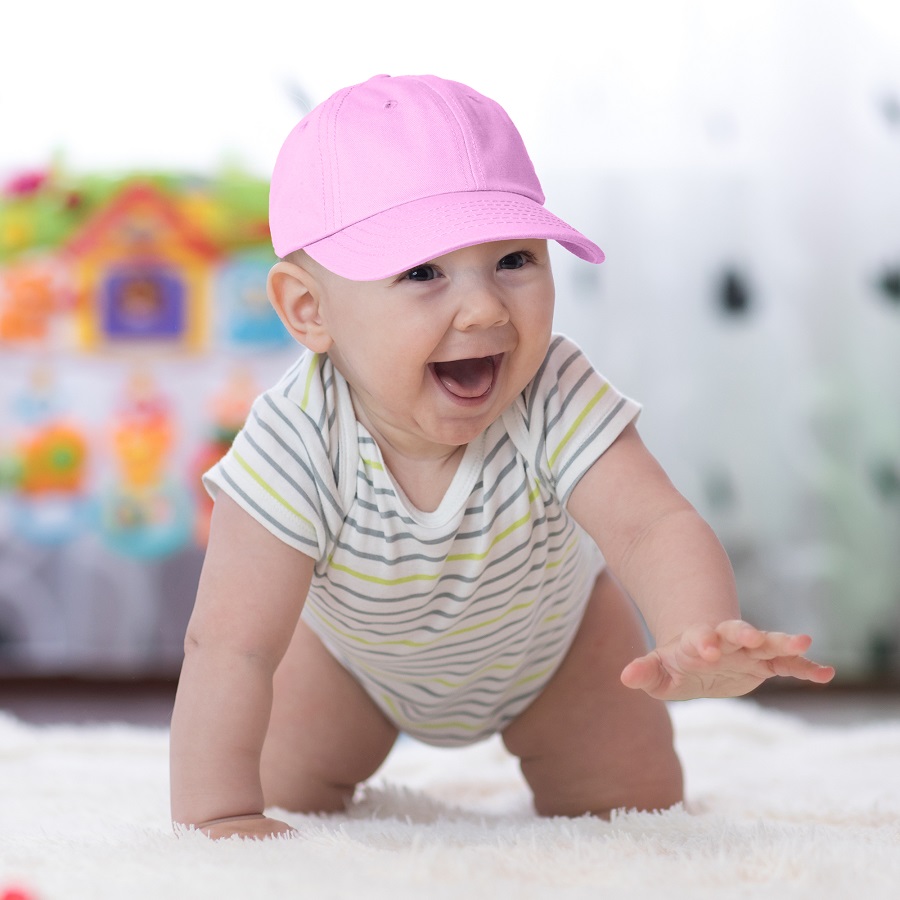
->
[446,481,540,562]
[357,660,522,689]
[329,482,542,580]
[447,512,527,562]
[511,663,554,690]
[380,695,482,733]
[356,608,571,691]
[300,353,319,412]
[429,663,518,688]
[310,598,535,649]
[359,617,565,689]
[545,538,577,569]
[327,558,441,586]
[357,658,518,689]
[232,450,315,529]
[548,383,610,468]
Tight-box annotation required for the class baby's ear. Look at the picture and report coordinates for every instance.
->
[267,261,333,353]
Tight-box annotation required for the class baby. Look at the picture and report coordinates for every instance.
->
[169,74,834,839]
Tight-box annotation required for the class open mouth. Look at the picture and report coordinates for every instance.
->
[430,354,502,400]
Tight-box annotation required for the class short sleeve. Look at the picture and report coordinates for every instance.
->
[503,334,641,503]
[203,354,350,560]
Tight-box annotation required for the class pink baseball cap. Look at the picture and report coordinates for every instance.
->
[269,74,604,280]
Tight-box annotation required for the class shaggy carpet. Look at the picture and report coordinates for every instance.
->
[0,699,898,899]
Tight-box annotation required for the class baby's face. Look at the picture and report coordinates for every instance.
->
[312,239,555,458]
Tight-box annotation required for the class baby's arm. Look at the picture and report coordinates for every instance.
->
[567,423,834,700]
[170,492,313,838]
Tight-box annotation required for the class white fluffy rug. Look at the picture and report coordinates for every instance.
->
[1,699,899,899]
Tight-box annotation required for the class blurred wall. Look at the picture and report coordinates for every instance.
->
[545,1,900,678]
[1,0,898,680]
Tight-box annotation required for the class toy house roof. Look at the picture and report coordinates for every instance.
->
[64,182,220,261]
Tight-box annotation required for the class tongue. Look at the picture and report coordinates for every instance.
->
[434,357,495,398]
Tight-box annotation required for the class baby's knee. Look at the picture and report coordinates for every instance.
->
[263,772,357,815]
[521,743,684,819]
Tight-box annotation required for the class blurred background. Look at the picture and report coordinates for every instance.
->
[1,0,898,703]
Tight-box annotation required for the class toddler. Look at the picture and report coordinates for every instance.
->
[169,74,834,839]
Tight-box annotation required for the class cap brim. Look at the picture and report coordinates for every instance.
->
[298,190,604,281]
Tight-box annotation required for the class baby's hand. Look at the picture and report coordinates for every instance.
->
[620,620,835,701]
[191,814,297,841]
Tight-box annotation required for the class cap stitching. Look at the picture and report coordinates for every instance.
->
[326,85,355,232]
[419,78,477,191]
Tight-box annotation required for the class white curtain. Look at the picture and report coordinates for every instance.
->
[547,0,900,677]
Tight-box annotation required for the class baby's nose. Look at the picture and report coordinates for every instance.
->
[454,285,510,330]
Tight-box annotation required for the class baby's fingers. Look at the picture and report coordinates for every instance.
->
[768,654,836,684]
[681,624,728,662]
[717,622,836,682]
[715,622,816,659]
[749,631,815,660]
[713,620,769,652]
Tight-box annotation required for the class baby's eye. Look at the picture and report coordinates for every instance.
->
[497,251,533,270]
[404,264,439,282]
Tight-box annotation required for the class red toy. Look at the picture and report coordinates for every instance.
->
[1,885,39,900]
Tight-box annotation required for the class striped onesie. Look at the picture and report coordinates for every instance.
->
[205,334,640,746]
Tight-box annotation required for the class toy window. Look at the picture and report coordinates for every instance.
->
[101,265,185,340]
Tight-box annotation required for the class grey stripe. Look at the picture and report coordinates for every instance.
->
[219,468,318,550]
[554,397,629,488]
[335,479,531,557]
[243,431,320,518]
[315,570,580,655]
[315,514,573,613]
[317,566,582,667]
[254,403,344,523]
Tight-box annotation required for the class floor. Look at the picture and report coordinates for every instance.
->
[748,685,900,726]
[0,679,178,728]
[1,678,899,729]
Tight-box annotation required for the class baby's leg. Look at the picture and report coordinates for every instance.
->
[502,570,683,817]
[260,618,398,813]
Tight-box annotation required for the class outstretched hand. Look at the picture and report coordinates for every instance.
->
[620,620,835,701]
